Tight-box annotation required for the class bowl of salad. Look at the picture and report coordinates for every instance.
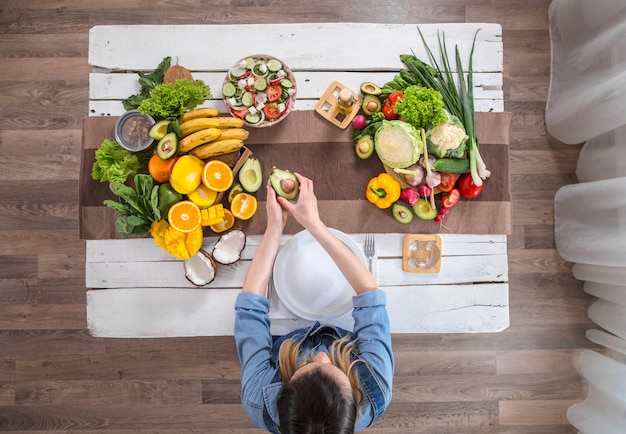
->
[222,55,297,128]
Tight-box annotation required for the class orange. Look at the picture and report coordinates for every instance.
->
[148,154,178,183]
[187,183,218,208]
[167,200,202,233]
[202,160,234,192]
[230,193,257,220]
[209,209,235,233]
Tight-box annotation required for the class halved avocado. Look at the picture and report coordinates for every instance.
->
[412,198,438,220]
[392,202,414,224]
[157,132,178,160]
[362,95,382,116]
[355,135,374,159]
[149,120,170,140]
[360,81,382,96]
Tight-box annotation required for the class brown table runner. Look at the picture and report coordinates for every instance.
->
[80,111,512,239]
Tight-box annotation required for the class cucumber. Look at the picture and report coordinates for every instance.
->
[222,82,237,98]
[280,79,293,89]
[241,91,254,107]
[267,59,282,72]
[433,157,471,174]
[254,77,267,91]
[245,111,262,124]
[244,57,255,69]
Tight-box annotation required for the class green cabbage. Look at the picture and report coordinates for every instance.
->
[374,120,422,168]
[426,110,469,159]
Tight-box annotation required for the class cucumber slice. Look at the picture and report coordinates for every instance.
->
[244,57,255,69]
[280,79,293,89]
[254,77,267,91]
[222,82,237,97]
[267,59,282,72]
[245,111,262,124]
[241,91,254,107]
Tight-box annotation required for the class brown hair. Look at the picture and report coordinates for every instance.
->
[276,335,364,433]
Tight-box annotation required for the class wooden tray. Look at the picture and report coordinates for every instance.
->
[403,234,442,273]
[314,81,362,129]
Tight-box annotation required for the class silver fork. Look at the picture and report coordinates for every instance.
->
[364,233,375,272]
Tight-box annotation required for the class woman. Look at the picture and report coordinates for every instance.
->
[234,173,394,433]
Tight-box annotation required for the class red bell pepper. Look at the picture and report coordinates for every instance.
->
[382,92,403,120]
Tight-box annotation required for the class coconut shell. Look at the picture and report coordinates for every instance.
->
[163,62,194,84]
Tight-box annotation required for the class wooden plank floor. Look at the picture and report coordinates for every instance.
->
[0,0,597,432]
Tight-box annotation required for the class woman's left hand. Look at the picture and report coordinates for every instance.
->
[266,181,288,230]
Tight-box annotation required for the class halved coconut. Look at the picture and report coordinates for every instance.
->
[184,249,217,286]
[212,229,246,265]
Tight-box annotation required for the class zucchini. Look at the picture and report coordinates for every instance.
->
[433,157,471,174]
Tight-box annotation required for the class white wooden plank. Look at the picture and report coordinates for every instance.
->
[88,71,502,106]
[85,252,507,289]
[86,234,506,264]
[88,23,502,73]
[85,282,508,337]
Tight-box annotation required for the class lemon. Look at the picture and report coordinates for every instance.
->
[170,155,204,194]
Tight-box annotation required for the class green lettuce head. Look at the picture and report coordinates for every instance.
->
[374,120,422,168]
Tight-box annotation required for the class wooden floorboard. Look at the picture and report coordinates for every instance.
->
[0,0,594,432]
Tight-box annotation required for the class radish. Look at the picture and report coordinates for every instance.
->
[352,114,367,130]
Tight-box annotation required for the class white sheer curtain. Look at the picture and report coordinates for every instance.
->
[546,0,626,432]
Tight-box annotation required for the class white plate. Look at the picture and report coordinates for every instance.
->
[272,229,367,322]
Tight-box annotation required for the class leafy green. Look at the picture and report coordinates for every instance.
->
[393,85,447,129]
[91,139,148,184]
[104,174,161,238]
[122,57,172,111]
[374,120,423,168]
[351,112,384,142]
[137,79,212,120]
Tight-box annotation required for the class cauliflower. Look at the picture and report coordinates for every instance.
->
[426,110,469,159]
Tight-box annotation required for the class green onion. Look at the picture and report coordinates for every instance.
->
[404,27,487,186]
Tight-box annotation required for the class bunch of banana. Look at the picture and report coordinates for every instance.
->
[177,107,249,159]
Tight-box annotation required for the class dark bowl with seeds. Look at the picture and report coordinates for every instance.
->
[115,110,156,152]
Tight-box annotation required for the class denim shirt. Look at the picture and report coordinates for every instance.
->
[234,289,394,433]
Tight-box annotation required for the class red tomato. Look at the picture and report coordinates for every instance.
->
[438,173,457,192]
[266,85,282,103]
[231,109,248,119]
[457,173,483,199]
[441,189,460,208]
[263,104,281,119]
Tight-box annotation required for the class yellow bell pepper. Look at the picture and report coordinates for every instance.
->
[150,219,203,260]
[366,173,401,209]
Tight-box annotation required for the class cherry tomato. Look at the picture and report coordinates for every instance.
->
[457,173,483,199]
[441,188,460,208]
[263,104,281,119]
[438,172,457,193]
[266,85,282,103]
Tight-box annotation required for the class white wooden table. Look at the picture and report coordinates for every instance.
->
[85,23,508,337]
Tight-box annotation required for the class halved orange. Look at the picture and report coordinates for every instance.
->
[209,208,235,233]
[230,193,257,220]
[167,200,202,233]
[202,160,234,192]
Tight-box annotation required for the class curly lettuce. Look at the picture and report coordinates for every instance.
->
[91,139,147,184]
[393,85,446,129]
[138,79,212,119]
